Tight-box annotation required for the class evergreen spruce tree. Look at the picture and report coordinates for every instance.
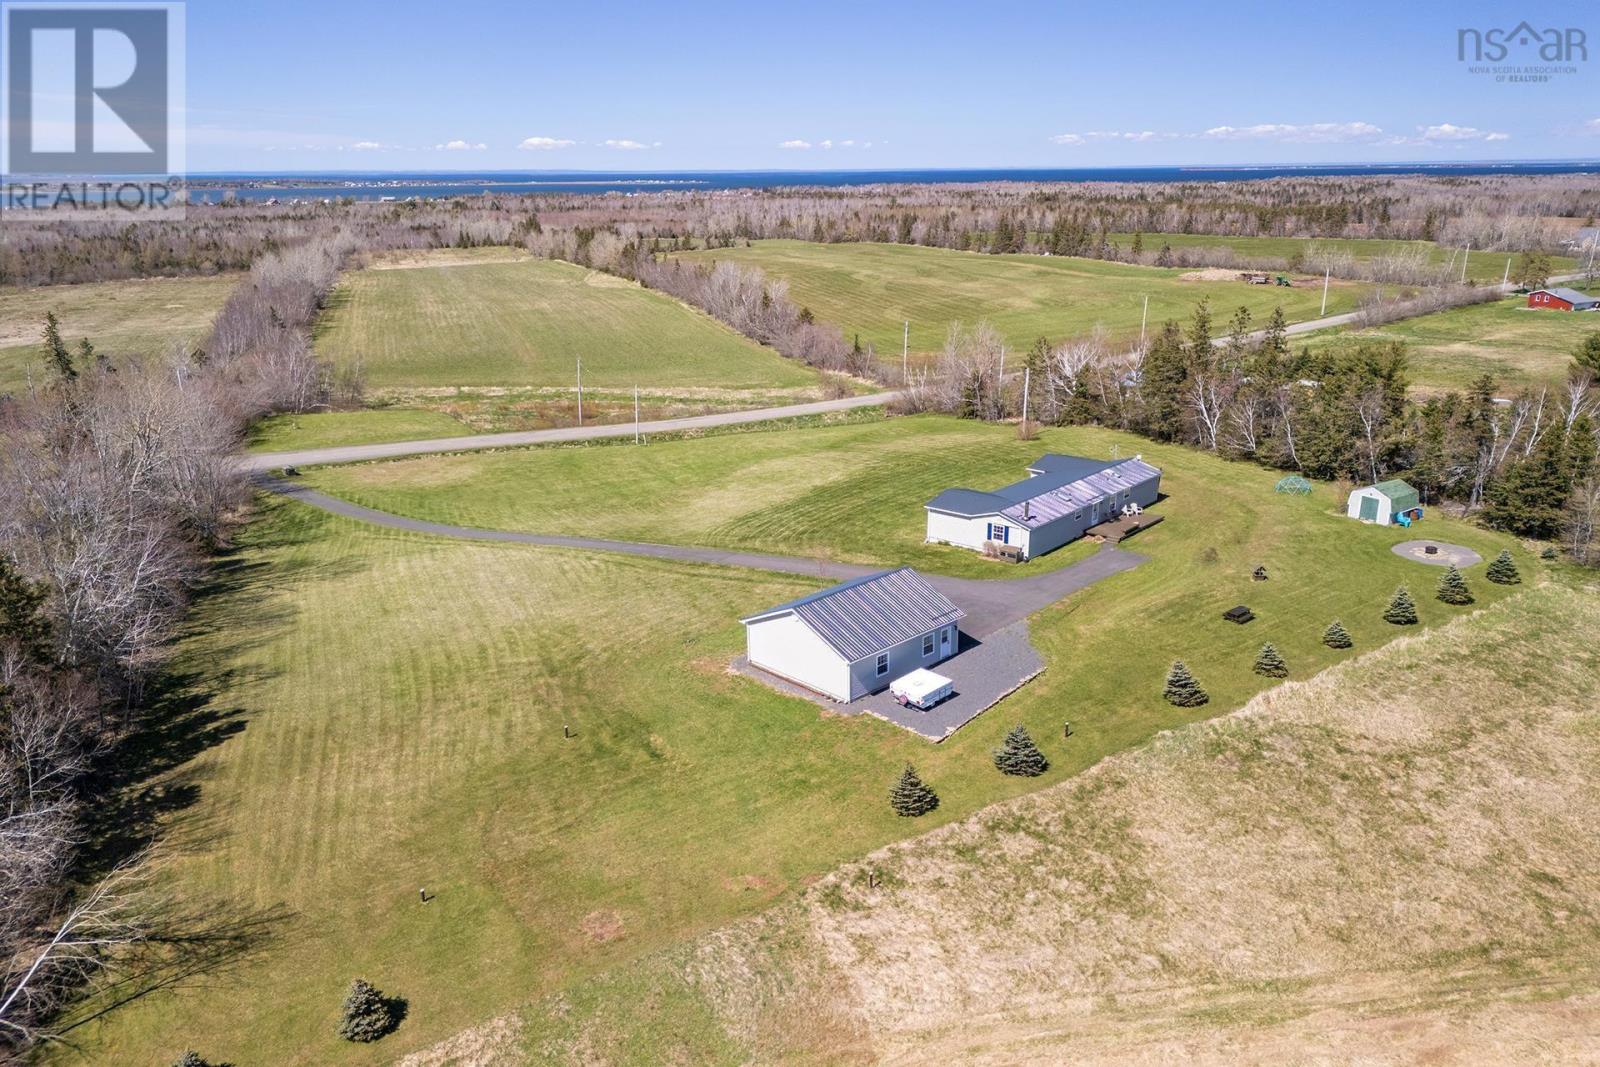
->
[1541,545,1558,560]
[1486,549,1521,585]
[1131,231,1143,256]
[1322,620,1354,649]
[1163,660,1209,707]
[1384,585,1419,625]
[172,1054,211,1067]
[1252,643,1288,678]
[41,311,76,382]
[993,724,1049,777]
[889,764,939,817]
[338,978,399,1043]
[1435,564,1473,605]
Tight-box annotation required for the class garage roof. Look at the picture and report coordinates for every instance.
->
[741,567,965,663]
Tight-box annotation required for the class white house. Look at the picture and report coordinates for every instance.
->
[1346,479,1422,526]
[740,568,965,703]
[925,454,1163,560]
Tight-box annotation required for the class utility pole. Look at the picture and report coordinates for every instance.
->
[634,385,640,444]
[576,358,583,426]
[1139,294,1149,350]
[902,320,909,382]
[1320,268,1330,317]
[1502,256,1511,287]
[1461,241,1470,283]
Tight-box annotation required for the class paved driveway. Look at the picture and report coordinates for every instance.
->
[260,476,1147,638]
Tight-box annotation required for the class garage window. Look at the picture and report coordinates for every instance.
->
[876,653,890,676]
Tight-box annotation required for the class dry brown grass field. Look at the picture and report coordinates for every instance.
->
[411,579,1600,1065]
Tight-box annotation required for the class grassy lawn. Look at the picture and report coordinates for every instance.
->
[0,273,240,392]
[248,408,475,451]
[76,417,1526,1064]
[312,251,819,392]
[1107,232,1578,279]
[498,580,1600,1065]
[669,240,1369,359]
[1303,291,1600,394]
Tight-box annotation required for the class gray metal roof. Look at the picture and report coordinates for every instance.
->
[1539,287,1597,305]
[741,567,965,663]
[925,454,1162,529]
[998,457,1162,528]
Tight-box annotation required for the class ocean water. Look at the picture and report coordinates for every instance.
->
[184,162,1600,202]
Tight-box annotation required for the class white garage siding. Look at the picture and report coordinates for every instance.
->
[744,612,850,701]
[844,623,960,701]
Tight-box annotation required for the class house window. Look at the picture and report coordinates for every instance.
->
[987,523,1009,544]
[922,633,935,657]
[876,652,890,676]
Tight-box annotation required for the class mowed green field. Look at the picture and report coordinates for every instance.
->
[81,417,1525,1064]
[0,273,240,392]
[1108,232,1578,279]
[1305,292,1600,394]
[670,240,1369,358]
[312,252,819,391]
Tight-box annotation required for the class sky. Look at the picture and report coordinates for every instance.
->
[174,0,1600,171]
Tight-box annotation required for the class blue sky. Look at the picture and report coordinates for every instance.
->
[181,0,1600,171]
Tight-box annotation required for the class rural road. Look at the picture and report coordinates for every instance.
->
[246,272,1593,473]
[243,391,897,471]
[260,476,1146,637]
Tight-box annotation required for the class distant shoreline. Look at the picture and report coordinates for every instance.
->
[174,161,1600,202]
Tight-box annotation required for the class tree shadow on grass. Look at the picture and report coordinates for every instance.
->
[53,494,375,1039]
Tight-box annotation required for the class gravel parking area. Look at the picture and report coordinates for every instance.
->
[735,622,1044,741]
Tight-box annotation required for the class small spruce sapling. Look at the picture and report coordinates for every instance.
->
[889,764,939,817]
[1486,550,1521,585]
[1384,586,1419,625]
[1322,620,1353,649]
[993,724,1049,777]
[1252,643,1288,678]
[1163,660,1209,707]
[1435,564,1473,605]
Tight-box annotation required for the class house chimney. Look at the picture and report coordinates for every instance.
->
[1024,499,1031,521]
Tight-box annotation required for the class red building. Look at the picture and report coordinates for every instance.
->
[1528,287,1600,312]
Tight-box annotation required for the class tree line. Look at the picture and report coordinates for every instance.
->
[908,302,1600,559]
[0,236,351,1052]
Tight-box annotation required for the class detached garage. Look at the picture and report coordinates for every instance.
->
[741,568,964,703]
[1347,479,1422,526]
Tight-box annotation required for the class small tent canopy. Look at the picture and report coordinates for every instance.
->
[1373,479,1420,514]
[1275,475,1312,495]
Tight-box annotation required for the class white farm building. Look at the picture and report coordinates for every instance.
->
[925,454,1162,560]
[741,568,965,703]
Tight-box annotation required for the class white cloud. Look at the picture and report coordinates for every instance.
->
[350,140,387,151]
[519,136,575,150]
[603,138,651,150]
[1202,121,1384,143]
[782,137,869,149]
[1585,118,1600,135]
[1049,133,1085,146]
[435,139,486,151]
[1417,123,1504,142]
